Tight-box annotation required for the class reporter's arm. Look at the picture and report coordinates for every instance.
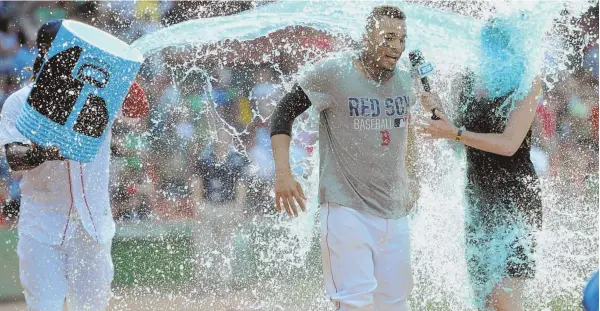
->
[417,77,542,157]
[455,77,542,156]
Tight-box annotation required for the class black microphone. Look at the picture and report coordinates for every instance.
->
[409,49,432,92]
[409,50,440,120]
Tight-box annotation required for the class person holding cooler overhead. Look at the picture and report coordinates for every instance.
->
[0,19,149,311]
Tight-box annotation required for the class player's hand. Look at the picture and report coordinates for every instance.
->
[419,92,442,112]
[32,143,66,162]
[274,169,307,217]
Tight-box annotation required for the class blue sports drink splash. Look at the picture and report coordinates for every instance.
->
[129,1,596,309]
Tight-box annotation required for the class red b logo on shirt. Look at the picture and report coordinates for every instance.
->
[380,130,390,146]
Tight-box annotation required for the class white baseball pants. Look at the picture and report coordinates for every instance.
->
[320,202,413,311]
[17,215,113,311]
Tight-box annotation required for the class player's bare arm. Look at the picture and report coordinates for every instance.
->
[271,84,311,217]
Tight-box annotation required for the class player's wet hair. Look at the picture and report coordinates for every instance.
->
[365,6,406,33]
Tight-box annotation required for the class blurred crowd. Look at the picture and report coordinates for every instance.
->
[0,1,597,227]
[536,4,599,198]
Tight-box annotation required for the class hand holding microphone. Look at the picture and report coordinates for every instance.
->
[409,49,441,120]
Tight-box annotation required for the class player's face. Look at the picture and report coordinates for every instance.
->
[365,17,407,71]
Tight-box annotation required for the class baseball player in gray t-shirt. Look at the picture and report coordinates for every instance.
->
[271,5,422,311]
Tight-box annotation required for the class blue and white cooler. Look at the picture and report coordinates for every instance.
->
[16,20,144,162]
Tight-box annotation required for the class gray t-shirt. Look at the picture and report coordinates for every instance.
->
[298,53,416,219]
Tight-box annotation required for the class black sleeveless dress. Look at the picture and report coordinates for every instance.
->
[456,73,543,305]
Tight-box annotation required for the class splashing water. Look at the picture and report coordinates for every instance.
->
[127,1,597,310]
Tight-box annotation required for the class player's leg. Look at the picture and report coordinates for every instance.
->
[320,202,378,311]
[372,216,413,311]
[17,234,68,311]
[65,221,113,311]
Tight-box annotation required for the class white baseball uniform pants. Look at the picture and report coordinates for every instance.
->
[17,214,113,311]
[320,202,413,311]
